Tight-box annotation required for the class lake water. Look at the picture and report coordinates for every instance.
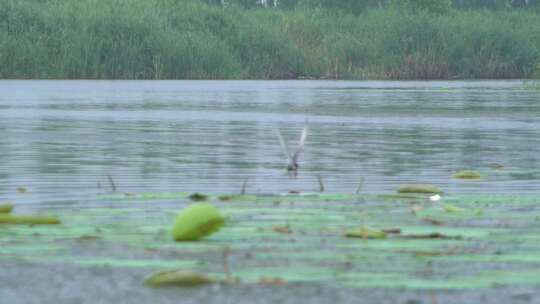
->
[1,80,540,205]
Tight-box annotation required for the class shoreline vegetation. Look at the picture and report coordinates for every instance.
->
[1,0,540,80]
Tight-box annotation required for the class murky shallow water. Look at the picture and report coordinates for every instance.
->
[3,262,539,304]
[1,80,540,205]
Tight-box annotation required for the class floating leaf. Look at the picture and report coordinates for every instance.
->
[409,248,459,257]
[217,195,257,202]
[400,232,462,240]
[453,170,483,180]
[273,225,292,234]
[397,184,442,194]
[172,203,225,241]
[489,163,504,170]
[0,214,60,225]
[381,228,401,234]
[144,270,215,287]
[443,204,465,213]
[259,277,286,286]
[423,217,443,225]
[17,187,27,193]
[344,226,387,239]
[0,203,14,214]
[188,193,209,202]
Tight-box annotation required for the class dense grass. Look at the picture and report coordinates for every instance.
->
[1,0,539,79]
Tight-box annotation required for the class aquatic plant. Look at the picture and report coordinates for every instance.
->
[188,192,209,202]
[0,203,14,213]
[397,184,443,194]
[3,192,540,291]
[144,270,215,287]
[453,170,483,179]
[273,225,292,234]
[443,204,466,213]
[344,226,387,239]
[259,277,286,285]
[172,203,225,241]
[0,214,60,225]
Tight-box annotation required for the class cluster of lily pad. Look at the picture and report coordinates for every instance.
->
[144,169,489,287]
[7,166,534,290]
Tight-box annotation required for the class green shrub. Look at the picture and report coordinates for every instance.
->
[1,0,539,79]
[389,0,453,15]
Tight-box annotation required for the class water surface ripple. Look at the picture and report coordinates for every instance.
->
[1,80,539,205]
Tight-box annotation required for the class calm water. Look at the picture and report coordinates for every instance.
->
[1,80,539,205]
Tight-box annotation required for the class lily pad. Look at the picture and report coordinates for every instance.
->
[217,194,257,202]
[172,203,225,241]
[397,184,442,194]
[0,214,60,225]
[453,170,483,180]
[0,203,14,214]
[188,193,209,202]
[17,186,27,193]
[344,226,387,239]
[443,204,466,213]
[399,232,462,240]
[144,270,215,287]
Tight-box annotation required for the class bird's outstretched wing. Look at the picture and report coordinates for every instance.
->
[275,128,291,161]
[292,125,308,164]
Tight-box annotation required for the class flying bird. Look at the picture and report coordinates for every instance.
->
[275,125,308,173]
